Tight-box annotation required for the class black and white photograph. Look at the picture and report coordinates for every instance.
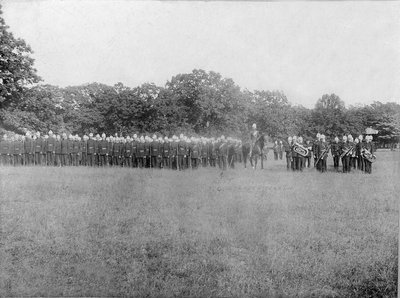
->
[0,0,399,296]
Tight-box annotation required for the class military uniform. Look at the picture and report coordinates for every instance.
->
[0,137,11,166]
[46,136,56,166]
[55,137,62,166]
[363,138,374,174]
[87,137,96,166]
[331,141,340,171]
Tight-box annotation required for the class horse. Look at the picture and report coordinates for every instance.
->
[242,133,268,169]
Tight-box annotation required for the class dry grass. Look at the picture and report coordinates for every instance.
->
[0,151,398,297]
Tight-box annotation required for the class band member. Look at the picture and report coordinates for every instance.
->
[305,140,312,168]
[291,136,298,171]
[297,136,305,171]
[356,134,364,171]
[273,141,279,160]
[313,133,321,169]
[278,140,284,160]
[55,134,62,166]
[285,137,292,170]
[340,135,351,173]
[331,137,340,171]
[363,135,375,174]
[317,134,328,173]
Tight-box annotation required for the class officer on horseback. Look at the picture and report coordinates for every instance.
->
[249,123,259,157]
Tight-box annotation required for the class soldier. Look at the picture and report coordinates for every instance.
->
[46,130,56,166]
[24,132,34,166]
[55,134,62,167]
[177,135,186,170]
[162,136,170,169]
[357,134,365,171]
[297,136,305,171]
[60,133,69,166]
[87,133,96,166]
[219,136,228,170]
[227,138,236,169]
[144,136,151,168]
[98,133,108,167]
[331,136,340,171]
[66,134,74,166]
[80,135,88,166]
[352,138,360,170]
[313,133,321,169]
[285,137,292,170]
[363,135,375,174]
[170,135,179,170]
[40,134,47,166]
[317,134,328,173]
[150,134,159,168]
[347,134,355,171]
[209,138,217,167]
[13,135,24,166]
[340,135,350,173]
[71,135,80,166]
[291,136,298,171]
[34,132,43,166]
[278,140,284,160]
[305,140,312,168]
[112,137,121,167]
[0,134,11,166]
[273,141,279,160]
[249,123,259,158]
[136,136,145,168]
[132,135,139,167]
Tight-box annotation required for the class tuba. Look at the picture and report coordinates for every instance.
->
[293,142,309,157]
[361,148,376,163]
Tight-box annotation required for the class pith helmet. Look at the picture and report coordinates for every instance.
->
[252,123,257,129]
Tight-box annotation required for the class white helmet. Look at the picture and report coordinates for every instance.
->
[252,123,257,129]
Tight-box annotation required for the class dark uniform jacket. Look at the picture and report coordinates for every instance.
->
[137,142,145,157]
[99,140,108,155]
[87,139,96,154]
[47,137,56,153]
[331,142,340,156]
[55,140,62,154]
[0,140,10,155]
[34,138,43,153]
[61,139,69,154]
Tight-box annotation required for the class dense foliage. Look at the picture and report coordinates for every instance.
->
[0,5,399,145]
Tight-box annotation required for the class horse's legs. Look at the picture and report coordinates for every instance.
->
[254,155,257,169]
[261,154,264,169]
[250,155,254,167]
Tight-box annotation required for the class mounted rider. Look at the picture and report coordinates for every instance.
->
[249,123,259,157]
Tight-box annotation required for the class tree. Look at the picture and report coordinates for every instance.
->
[311,94,346,137]
[0,4,41,111]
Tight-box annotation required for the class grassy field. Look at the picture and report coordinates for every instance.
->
[0,151,398,297]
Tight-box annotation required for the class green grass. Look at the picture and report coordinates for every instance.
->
[0,152,398,297]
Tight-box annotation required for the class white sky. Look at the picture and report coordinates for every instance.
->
[2,0,400,108]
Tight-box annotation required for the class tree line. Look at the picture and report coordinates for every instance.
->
[1,5,399,145]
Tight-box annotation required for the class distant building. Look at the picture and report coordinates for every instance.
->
[365,127,378,135]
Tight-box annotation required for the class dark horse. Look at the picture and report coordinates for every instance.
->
[242,133,267,169]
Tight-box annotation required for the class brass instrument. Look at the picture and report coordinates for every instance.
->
[340,145,355,159]
[314,144,331,167]
[293,142,309,157]
[361,148,376,163]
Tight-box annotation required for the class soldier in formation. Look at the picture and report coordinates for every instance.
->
[0,131,243,171]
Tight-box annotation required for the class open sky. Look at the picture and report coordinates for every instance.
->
[2,0,400,108]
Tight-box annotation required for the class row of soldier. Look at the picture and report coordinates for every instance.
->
[282,133,375,174]
[0,131,243,170]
